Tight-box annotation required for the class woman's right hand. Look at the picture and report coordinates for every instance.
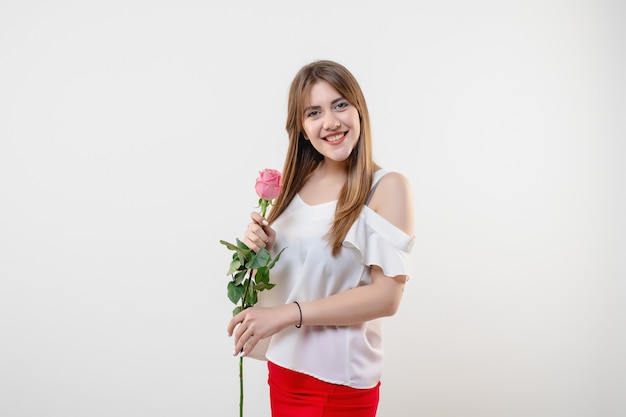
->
[241,211,275,252]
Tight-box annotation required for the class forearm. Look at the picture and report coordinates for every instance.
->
[296,272,406,327]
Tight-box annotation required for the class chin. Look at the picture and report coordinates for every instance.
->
[326,151,353,163]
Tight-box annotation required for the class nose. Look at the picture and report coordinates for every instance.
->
[323,114,341,130]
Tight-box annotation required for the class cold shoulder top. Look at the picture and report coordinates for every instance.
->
[248,168,415,388]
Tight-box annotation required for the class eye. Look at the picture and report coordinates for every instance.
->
[334,101,349,110]
[306,110,320,118]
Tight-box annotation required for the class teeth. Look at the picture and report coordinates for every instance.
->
[326,133,343,142]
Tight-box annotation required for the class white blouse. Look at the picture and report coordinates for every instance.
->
[248,169,415,389]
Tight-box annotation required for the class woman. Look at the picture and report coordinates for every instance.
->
[227,59,415,416]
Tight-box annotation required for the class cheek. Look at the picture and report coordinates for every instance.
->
[302,120,316,138]
[347,113,361,137]
[342,109,359,128]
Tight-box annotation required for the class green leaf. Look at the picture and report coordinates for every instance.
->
[233,270,247,286]
[254,267,269,284]
[247,248,271,269]
[268,247,287,269]
[220,239,239,251]
[245,288,258,306]
[236,251,246,265]
[227,258,243,275]
[254,282,275,291]
[227,281,244,304]
[220,239,252,260]
[232,305,244,316]
[236,239,251,250]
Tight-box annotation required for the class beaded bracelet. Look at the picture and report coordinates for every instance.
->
[293,301,302,328]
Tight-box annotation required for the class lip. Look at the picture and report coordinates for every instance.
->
[322,131,347,145]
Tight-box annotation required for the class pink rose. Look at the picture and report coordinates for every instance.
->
[255,168,283,201]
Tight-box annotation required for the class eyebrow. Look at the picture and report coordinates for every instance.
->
[303,96,346,113]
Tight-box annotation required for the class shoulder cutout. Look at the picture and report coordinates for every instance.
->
[367,171,414,236]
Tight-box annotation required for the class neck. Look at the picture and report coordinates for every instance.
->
[319,159,348,177]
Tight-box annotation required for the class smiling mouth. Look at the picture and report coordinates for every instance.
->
[324,132,346,142]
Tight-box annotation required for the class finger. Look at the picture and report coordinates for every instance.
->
[233,314,253,343]
[240,237,255,252]
[242,227,262,252]
[233,321,247,342]
[227,311,245,336]
[241,338,258,357]
[256,223,269,245]
[234,326,254,356]
[250,211,269,226]
[227,320,236,337]
[248,223,269,248]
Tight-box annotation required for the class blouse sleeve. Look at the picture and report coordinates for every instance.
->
[343,207,415,278]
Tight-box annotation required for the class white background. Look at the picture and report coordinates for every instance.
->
[1,1,624,416]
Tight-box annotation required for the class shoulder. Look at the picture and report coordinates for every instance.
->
[368,170,414,236]
[374,170,410,194]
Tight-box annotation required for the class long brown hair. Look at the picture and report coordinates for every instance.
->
[267,60,375,255]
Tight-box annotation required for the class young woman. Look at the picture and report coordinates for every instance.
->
[226,59,415,417]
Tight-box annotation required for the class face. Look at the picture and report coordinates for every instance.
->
[302,80,361,164]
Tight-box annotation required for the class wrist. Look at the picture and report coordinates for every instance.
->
[293,301,302,328]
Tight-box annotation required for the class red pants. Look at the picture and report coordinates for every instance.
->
[268,361,380,417]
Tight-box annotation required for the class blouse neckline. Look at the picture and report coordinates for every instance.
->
[295,169,388,208]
